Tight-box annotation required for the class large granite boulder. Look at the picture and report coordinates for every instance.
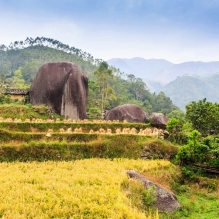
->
[127,170,181,212]
[104,104,149,123]
[30,62,88,120]
[151,113,169,129]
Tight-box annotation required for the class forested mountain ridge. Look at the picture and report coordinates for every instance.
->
[0,37,102,80]
[160,74,219,110]
[157,61,219,84]
[0,37,179,117]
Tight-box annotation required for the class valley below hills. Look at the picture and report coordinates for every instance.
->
[108,57,219,110]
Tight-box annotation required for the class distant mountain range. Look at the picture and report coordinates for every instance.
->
[108,57,219,110]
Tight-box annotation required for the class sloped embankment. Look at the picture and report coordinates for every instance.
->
[0,120,178,161]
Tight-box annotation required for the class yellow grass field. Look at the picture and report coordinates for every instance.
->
[0,159,171,219]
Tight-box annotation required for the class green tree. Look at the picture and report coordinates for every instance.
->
[167,118,182,143]
[186,98,219,136]
[152,92,177,114]
[94,62,114,115]
[21,61,40,82]
[87,80,102,119]
[12,69,28,89]
[0,72,7,93]
[127,74,148,101]
[177,130,211,166]
[167,109,185,119]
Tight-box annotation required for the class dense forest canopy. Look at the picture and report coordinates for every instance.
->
[0,37,179,118]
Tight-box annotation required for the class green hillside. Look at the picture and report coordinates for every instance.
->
[161,74,219,110]
[0,37,179,117]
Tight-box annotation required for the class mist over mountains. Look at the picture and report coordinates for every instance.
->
[108,58,173,82]
[108,58,219,110]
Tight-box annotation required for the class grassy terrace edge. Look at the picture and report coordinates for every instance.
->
[0,132,178,162]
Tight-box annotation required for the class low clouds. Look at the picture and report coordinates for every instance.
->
[0,0,219,63]
[0,16,81,47]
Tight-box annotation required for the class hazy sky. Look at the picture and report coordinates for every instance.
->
[0,0,219,63]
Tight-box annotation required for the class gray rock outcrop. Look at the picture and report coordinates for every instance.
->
[30,62,88,120]
[127,170,181,212]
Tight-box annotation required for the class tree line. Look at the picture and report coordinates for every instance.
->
[0,37,103,65]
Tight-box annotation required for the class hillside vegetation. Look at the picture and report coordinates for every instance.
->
[0,37,179,116]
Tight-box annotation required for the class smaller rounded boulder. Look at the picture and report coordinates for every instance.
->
[104,104,149,123]
[151,113,169,128]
